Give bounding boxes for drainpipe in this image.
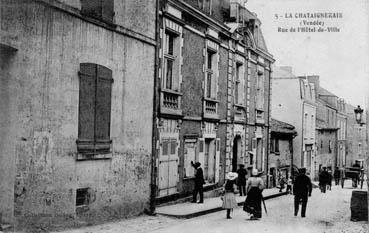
[265,68,272,188]
[149,0,160,215]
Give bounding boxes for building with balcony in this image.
[155,0,273,201]
[0,0,156,229]
[271,67,316,178]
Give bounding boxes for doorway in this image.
[232,136,241,172]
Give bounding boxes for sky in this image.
[246,0,369,107]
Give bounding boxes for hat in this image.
[226,172,238,181]
[252,169,258,176]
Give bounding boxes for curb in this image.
[158,191,288,219]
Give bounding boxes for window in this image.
[164,31,179,91]
[77,63,113,154]
[235,62,243,105]
[328,140,332,153]
[198,0,212,14]
[205,49,217,99]
[270,138,279,154]
[256,67,264,109]
[81,0,114,23]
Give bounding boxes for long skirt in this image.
[222,192,237,209]
[243,187,262,218]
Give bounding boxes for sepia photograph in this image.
[0,0,368,232]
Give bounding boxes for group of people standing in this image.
[191,161,313,219]
[318,167,334,193]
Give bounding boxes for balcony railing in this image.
[203,98,219,120]
[160,89,182,116]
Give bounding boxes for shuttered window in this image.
[77,63,113,154]
[81,0,114,24]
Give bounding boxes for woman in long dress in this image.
[243,168,264,219]
[222,172,238,219]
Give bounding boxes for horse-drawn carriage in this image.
[340,165,365,189]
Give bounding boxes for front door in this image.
[204,138,215,183]
[158,138,178,197]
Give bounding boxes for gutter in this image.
[149,0,160,215]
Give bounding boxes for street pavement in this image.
[54,182,368,233]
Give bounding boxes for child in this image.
[222,172,238,219]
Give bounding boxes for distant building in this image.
[308,76,339,179]
[337,99,347,168]
[271,67,316,177]
[269,119,297,188]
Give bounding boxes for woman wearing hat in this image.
[222,172,238,219]
[243,168,264,220]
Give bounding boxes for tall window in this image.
[256,68,264,110]
[235,62,243,105]
[81,0,114,23]
[198,0,212,14]
[206,49,216,99]
[164,31,178,91]
[77,63,113,154]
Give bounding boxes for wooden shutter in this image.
[215,138,220,183]
[78,63,97,143]
[81,0,114,23]
[198,138,205,168]
[102,0,114,23]
[81,0,102,19]
[95,65,113,140]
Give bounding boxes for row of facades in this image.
[0,0,365,229]
[271,67,367,182]
[0,0,274,228]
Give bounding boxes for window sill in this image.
[77,152,112,161]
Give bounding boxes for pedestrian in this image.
[222,172,238,219]
[327,169,333,191]
[286,177,293,194]
[236,164,247,196]
[243,168,264,220]
[279,176,286,192]
[319,167,329,193]
[293,168,312,218]
[191,161,204,203]
[333,167,340,186]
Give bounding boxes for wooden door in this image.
[158,138,178,197]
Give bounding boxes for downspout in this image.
[149,0,160,215]
[265,67,272,188]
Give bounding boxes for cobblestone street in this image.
[54,183,368,233]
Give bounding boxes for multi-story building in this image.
[155,0,273,201]
[269,119,297,188]
[271,67,316,177]
[308,77,339,179]
[0,0,156,228]
[337,99,347,168]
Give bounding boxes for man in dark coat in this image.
[191,161,204,203]
[333,167,340,186]
[319,167,329,193]
[236,164,247,196]
[293,168,312,217]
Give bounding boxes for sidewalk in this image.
[156,187,288,219]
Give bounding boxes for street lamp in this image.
[354,105,364,124]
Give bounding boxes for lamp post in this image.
[354,105,364,125]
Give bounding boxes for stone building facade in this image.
[0,0,156,228]
[271,67,316,177]
[155,0,273,201]
[337,99,347,168]
[269,119,297,188]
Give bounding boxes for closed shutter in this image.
[78,63,97,143]
[198,138,205,168]
[215,138,220,183]
[102,0,114,23]
[81,0,114,23]
[95,65,113,152]
[81,0,102,19]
